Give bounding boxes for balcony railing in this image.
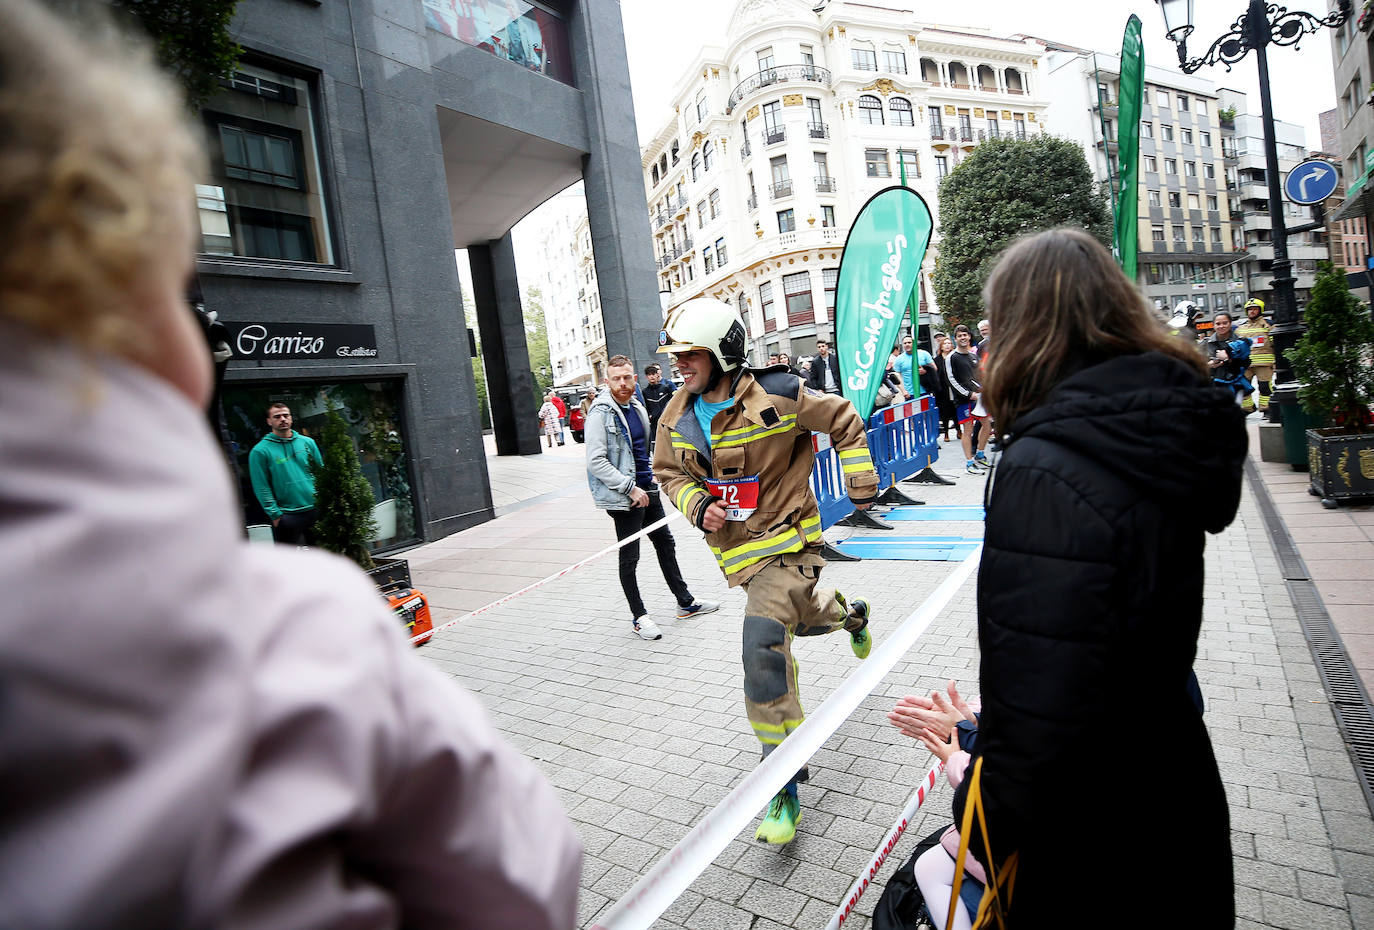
[740,140,751,161]
[765,127,787,146]
[770,179,793,199]
[815,175,836,193]
[929,121,944,137]
[726,64,832,112]
[808,122,830,139]
[746,192,758,211]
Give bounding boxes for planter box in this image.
[366,556,411,594]
[1307,428,1374,506]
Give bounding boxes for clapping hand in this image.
[887,679,977,743]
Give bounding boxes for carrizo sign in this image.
[226,322,379,361]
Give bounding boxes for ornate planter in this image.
[1307,428,1374,507]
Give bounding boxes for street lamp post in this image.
[1154,0,1350,428]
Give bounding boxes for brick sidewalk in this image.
[403,445,1374,930]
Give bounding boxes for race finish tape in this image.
[590,545,983,930]
[826,759,945,930]
[408,511,683,645]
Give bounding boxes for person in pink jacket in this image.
[0,3,582,927]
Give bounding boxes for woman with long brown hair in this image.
[949,228,1245,927]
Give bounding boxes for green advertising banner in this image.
[1114,15,1144,281]
[833,186,934,418]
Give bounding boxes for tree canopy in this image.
[931,135,1110,326]
[108,0,243,109]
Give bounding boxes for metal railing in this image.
[815,175,836,192]
[727,65,832,112]
[770,179,793,199]
[808,122,829,139]
[929,121,944,137]
[740,140,751,161]
[765,127,787,146]
[746,193,758,211]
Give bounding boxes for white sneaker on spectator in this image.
[632,615,663,640]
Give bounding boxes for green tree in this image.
[931,136,1110,326]
[524,285,553,398]
[1289,263,1374,431]
[312,404,378,570]
[108,0,243,109]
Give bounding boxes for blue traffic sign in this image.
[1285,159,1340,205]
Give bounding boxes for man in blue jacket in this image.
[585,355,717,640]
[249,403,323,544]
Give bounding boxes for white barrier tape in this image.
[590,545,983,930]
[408,511,683,644]
[826,759,945,930]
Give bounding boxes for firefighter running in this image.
[651,298,879,845]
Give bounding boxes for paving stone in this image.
[684,897,755,930]
[1299,869,1350,909]
[1260,891,1352,930]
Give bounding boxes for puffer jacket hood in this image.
[1002,351,1247,534]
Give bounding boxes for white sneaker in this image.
[632,615,663,640]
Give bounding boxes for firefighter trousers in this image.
[740,551,865,760]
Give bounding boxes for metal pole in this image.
[1248,0,1301,424]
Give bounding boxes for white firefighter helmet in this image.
[1168,300,1200,330]
[657,297,748,372]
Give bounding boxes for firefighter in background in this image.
[1167,299,1204,348]
[1235,297,1274,414]
[652,298,878,846]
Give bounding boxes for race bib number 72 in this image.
[705,476,760,521]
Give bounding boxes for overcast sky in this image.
[620,0,1341,152]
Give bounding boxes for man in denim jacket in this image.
[586,355,717,640]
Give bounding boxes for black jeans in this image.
[608,490,692,619]
[272,508,317,545]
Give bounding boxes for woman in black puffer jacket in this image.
[953,229,1245,928]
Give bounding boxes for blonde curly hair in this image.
[0,0,205,355]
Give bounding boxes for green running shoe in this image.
[754,790,801,844]
[849,598,872,660]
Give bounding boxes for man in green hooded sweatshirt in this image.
[249,403,323,544]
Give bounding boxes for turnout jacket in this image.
[652,366,878,586]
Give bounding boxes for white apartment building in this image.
[522,185,605,389]
[1043,42,1247,316]
[640,0,1047,362]
[1218,89,1324,309]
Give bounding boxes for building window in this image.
[703,140,714,172]
[757,47,775,70]
[884,50,908,74]
[890,96,914,126]
[1207,194,1218,210]
[1168,191,1181,208]
[898,148,920,179]
[1188,193,1200,209]
[1192,226,1205,243]
[709,188,721,219]
[929,105,944,135]
[1145,155,1158,173]
[760,280,776,332]
[1178,95,1190,112]
[1165,158,1178,175]
[1172,224,1185,242]
[1204,163,1215,179]
[823,267,838,318]
[859,94,884,125]
[1152,225,1165,242]
[1148,189,1161,207]
[1200,131,1211,147]
[703,246,714,274]
[1161,124,1174,142]
[716,236,727,266]
[651,164,659,186]
[777,208,796,233]
[822,205,836,227]
[1181,128,1193,144]
[770,154,790,191]
[200,63,335,263]
[783,271,814,324]
[696,93,709,122]
[853,47,878,71]
[865,148,891,177]
[1156,88,1170,108]
[801,45,815,67]
[696,199,707,228]
[1148,264,1163,284]
[1211,227,1222,243]
[935,155,949,178]
[762,100,782,138]
[1184,161,1197,177]
[691,151,701,180]
[422,1,574,85]
[1196,98,1208,116]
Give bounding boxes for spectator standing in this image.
[778,351,800,376]
[805,338,843,394]
[943,326,990,473]
[961,228,1242,927]
[0,2,584,926]
[973,318,990,357]
[550,390,568,436]
[537,392,562,447]
[1203,310,1252,401]
[934,335,960,443]
[249,402,323,544]
[585,355,716,640]
[641,362,677,445]
[653,299,877,846]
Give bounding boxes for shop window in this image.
[223,380,418,549]
[201,63,335,264]
[422,0,574,85]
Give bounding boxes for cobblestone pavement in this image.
[404,441,1374,930]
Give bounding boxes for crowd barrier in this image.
[810,394,941,531]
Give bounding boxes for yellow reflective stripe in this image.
[710,525,809,573]
[751,719,804,744]
[800,515,821,542]
[842,461,874,475]
[676,483,708,514]
[710,414,799,449]
[712,413,798,441]
[838,448,871,460]
[671,440,696,450]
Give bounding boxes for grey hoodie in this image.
[0,321,582,930]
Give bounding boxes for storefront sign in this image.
[226,322,379,360]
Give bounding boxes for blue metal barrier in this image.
[809,432,856,530]
[867,395,940,490]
